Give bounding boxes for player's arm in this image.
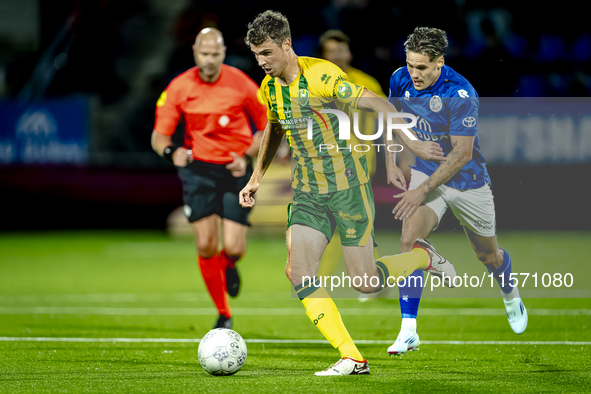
[392,135,474,220]
[151,131,193,168]
[357,89,445,162]
[239,121,285,208]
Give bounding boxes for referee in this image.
[151,28,267,329]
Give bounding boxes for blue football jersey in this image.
[389,65,490,190]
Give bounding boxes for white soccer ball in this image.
[198,328,247,375]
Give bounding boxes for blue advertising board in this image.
[0,96,88,164]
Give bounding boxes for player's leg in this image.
[317,233,343,277]
[464,229,527,334]
[387,206,438,355]
[287,224,368,376]
[190,215,232,328]
[179,163,232,329]
[220,173,252,298]
[221,219,247,297]
[450,183,527,334]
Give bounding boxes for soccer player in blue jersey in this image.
[385,27,528,356]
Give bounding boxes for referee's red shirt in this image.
[154,64,267,165]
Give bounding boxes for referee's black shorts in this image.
[177,160,253,225]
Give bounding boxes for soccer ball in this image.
[198,328,247,375]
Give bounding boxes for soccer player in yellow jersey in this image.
[239,10,454,376]
[318,29,416,296]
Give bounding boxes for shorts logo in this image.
[156,91,167,107]
[474,219,493,231]
[344,168,354,178]
[462,116,476,127]
[183,205,192,218]
[338,211,362,221]
[298,89,310,106]
[429,95,442,112]
[346,228,357,238]
[336,81,353,99]
[218,115,230,127]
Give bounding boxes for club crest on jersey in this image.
[298,89,310,106]
[430,95,442,112]
[336,81,353,99]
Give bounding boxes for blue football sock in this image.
[487,248,514,294]
[399,270,424,319]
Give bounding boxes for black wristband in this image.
[162,145,177,163]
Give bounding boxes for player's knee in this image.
[223,244,245,260]
[353,282,380,294]
[196,238,217,258]
[285,259,292,282]
[400,231,417,252]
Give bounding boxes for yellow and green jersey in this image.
[259,57,369,194]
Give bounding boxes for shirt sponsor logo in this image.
[462,116,476,127]
[404,91,410,101]
[429,95,442,112]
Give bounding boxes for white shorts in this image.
[409,168,496,237]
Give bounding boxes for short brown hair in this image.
[404,27,448,61]
[245,10,291,47]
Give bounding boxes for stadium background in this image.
[0,0,589,232]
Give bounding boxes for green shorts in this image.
[287,182,375,247]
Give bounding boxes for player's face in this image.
[193,38,226,81]
[322,40,351,71]
[251,39,290,78]
[406,51,444,90]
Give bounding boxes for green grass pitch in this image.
[1,230,590,393]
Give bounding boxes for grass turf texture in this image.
[1,230,590,393]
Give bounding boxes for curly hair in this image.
[404,27,448,61]
[245,10,291,47]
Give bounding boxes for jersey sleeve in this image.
[332,76,364,109]
[388,68,404,111]
[153,81,181,136]
[241,76,268,132]
[448,89,479,136]
[259,79,278,124]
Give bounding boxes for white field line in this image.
[0,337,590,346]
[0,306,590,316]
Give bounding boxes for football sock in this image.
[198,254,231,318]
[375,248,429,287]
[219,249,237,270]
[399,269,424,319]
[487,248,515,295]
[296,277,363,361]
[401,317,417,332]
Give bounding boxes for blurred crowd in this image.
[0,0,589,157]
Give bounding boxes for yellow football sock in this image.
[301,287,363,361]
[376,248,429,285]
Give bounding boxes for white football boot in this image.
[414,238,458,288]
[502,287,528,334]
[315,357,370,376]
[388,318,420,356]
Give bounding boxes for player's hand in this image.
[173,147,194,167]
[226,152,247,178]
[407,140,446,162]
[392,186,427,220]
[386,163,406,190]
[239,182,259,208]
